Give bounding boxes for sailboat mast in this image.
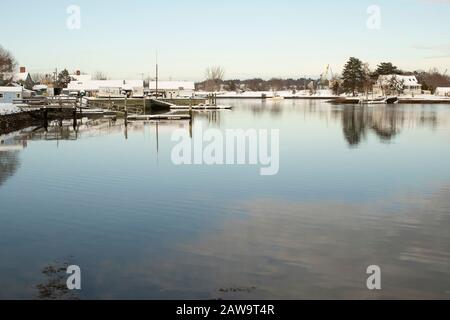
[155,51,158,98]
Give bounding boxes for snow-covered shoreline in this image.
[0,103,22,116]
[195,90,450,102]
[195,89,337,99]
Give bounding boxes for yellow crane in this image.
[319,64,334,89]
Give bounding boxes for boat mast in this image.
[155,51,159,98]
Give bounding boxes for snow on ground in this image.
[0,103,22,116]
[398,94,450,101]
[196,89,337,98]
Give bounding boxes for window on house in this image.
[16,93,21,98]
[0,93,4,99]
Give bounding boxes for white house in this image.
[435,87,450,97]
[0,86,23,103]
[1,67,34,89]
[67,80,144,97]
[148,81,195,98]
[374,75,422,96]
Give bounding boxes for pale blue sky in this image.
[1,0,449,80]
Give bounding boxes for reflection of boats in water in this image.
[360,96,399,105]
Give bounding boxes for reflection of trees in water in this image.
[342,107,369,146]
[341,106,441,146]
[36,258,79,300]
[251,101,283,117]
[341,106,401,145]
[0,151,20,187]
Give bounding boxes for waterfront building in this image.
[373,75,422,96]
[0,67,34,89]
[435,87,450,97]
[67,79,144,97]
[0,86,22,104]
[148,81,195,98]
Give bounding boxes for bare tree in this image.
[205,66,225,92]
[267,78,284,94]
[387,76,405,95]
[330,74,343,95]
[32,73,54,85]
[362,63,374,97]
[415,68,450,93]
[93,71,108,80]
[0,46,17,84]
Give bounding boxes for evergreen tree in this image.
[374,62,401,77]
[342,57,365,96]
[57,69,71,88]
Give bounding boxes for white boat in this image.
[360,96,398,105]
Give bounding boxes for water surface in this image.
[1,100,450,299]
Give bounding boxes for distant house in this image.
[148,81,195,98]
[435,87,450,97]
[69,71,93,82]
[373,75,422,96]
[32,84,49,95]
[67,80,144,97]
[0,86,23,103]
[1,67,34,89]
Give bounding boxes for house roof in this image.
[378,75,420,87]
[0,86,23,92]
[67,80,144,91]
[435,87,450,92]
[33,84,48,91]
[1,72,32,82]
[148,81,195,90]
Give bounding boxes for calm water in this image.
[1,99,450,299]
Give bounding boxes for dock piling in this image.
[73,107,77,129]
[124,96,128,126]
[43,107,48,131]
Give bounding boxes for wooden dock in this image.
[170,105,232,110]
[8,96,234,125]
[127,112,191,121]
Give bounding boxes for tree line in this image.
[196,66,317,92]
[198,60,450,95]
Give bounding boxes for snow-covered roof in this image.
[0,86,23,92]
[1,72,31,82]
[435,87,450,93]
[15,72,30,82]
[377,75,420,87]
[148,81,195,90]
[67,80,144,91]
[32,84,48,91]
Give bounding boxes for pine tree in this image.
[57,69,71,88]
[342,57,365,96]
[374,62,401,77]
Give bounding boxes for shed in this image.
[435,87,450,97]
[0,86,23,103]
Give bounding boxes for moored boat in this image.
[360,96,398,105]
